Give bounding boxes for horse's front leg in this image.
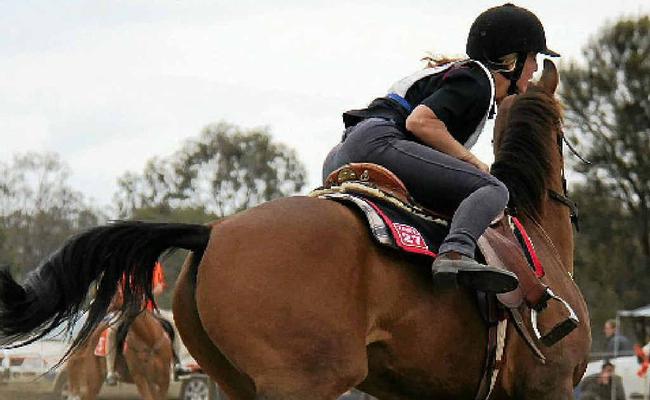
[131,372,156,400]
[154,359,171,400]
[495,366,577,400]
[83,356,105,400]
[65,363,81,400]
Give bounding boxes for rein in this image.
[548,189,579,231]
[547,127,588,231]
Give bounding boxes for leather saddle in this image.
[323,163,579,350]
[323,162,445,218]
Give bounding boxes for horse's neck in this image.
[522,161,574,275]
[542,200,574,270]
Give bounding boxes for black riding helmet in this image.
[467,3,559,62]
[466,3,559,93]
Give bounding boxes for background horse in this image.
[65,309,172,400]
[65,321,108,400]
[0,60,590,399]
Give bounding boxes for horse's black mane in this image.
[491,88,562,219]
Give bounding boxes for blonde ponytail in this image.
[421,52,466,68]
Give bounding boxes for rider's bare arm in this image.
[405,105,488,173]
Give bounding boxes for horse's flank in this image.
[182,197,487,399]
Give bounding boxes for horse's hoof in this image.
[105,374,118,386]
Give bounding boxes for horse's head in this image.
[491,59,564,220]
[492,61,591,394]
[494,59,560,148]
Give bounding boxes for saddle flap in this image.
[479,219,548,308]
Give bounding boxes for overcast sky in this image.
[2,0,649,209]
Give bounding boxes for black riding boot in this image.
[432,251,518,293]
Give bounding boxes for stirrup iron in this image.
[509,307,546,363]
[531,288,579,346]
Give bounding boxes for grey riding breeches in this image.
[322,118,508,258]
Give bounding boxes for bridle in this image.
[548,124,590,231]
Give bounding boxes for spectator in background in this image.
[604,319,633,354]
[577,360,626,400]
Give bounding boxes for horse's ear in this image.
[539,59,559,95]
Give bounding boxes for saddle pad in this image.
[319,192,544,279]
[320,192,448,258]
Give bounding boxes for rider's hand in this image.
[474,159,490,174]
[463,153,490,174]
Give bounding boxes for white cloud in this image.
[0,113,52,157]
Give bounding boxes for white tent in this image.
[618,304,650,318]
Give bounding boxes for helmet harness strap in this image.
[503,52,527,95]
[497,52,527,95]
[479,51,527,95]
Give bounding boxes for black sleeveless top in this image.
[343,60,494,146]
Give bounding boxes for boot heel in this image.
[432,263,459,274]
[432,269,459,290]
[457,270,518,293]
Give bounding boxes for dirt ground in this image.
[0,381,56,400]
[0,390,48,400]
[0,391,141,400]
[0,380,179,399]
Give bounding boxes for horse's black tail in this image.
[0,221,210,363]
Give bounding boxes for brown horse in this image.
[65,309,172,400]
[64,321,108,400]
[0,60,590,399]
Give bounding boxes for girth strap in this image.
[474,293,505,400]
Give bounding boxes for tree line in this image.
[1,16,648,351]
[562,15,650,350]
[0,122,307,308]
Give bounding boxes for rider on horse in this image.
[104,261,181,385]
[322,3,559,294]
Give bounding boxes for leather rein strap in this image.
[548,189,579,231]
[550,129,584,231]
